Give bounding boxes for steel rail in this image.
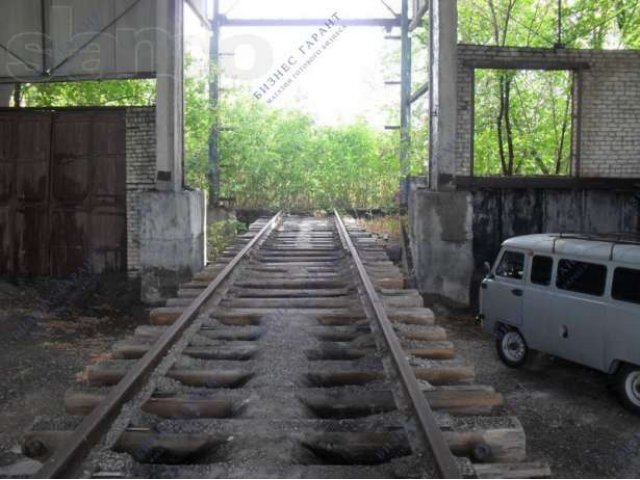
[36,211,283,479]
[333,210,460,479]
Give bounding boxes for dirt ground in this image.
[0,275,146,476]
[435,307,640,478]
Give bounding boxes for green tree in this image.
[215,95,400,209]
[217,94,400,210]
[21,79,156,107]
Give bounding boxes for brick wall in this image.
[126,107,156,275]
[455,45,640,178]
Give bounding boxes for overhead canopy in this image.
[0,0,207,83]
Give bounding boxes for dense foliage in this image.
[216,95,402,209]
[21,79,155,107]
[459,0,640,49]
[473,69,573,176]
[207,219,247,261]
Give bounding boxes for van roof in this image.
[502,234,640,264]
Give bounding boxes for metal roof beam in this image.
[218,17,402,29]
[410,2,429,31]
[186,0,212,30]
[409,81,429,104]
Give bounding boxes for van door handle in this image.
[511,288,523,297]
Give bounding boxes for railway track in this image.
[22,212,551,479]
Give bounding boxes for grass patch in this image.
[207,220,248,262]
[355,216,403,242]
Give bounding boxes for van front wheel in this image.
[615,365,640,414]
[496,329,529,368]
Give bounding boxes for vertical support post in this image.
[400,0,412,185]
[13,84,22,107]
[555,0,564,48]
[41,0,48,75]
[156,0,185,192]
[0,85,13,107]
[428,0,457,191]
[208,0,220,208]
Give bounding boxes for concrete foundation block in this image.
[139,189,206,304]
[409,187,475,306]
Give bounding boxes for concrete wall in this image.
[455,45,640,178]
[410,181,640,307]
[126,107,157,275]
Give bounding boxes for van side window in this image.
[531,256,553,286]
[495,251,525,280]
[612,268,640,304]
[556,259,607,296]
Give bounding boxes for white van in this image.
[478,233,640,414]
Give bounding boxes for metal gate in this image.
[0,109,127,275]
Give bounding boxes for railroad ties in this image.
[23,214,551,479]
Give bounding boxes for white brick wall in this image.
[455,45,640,178]
[126,107,156,275]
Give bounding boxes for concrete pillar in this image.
[428,0,458,190]
[139,0,205,304]
[0,85,13,107]
[409,184,474,306]
[156,0,184,191]
[139,190,206,304]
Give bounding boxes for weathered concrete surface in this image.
[156,0,184,192]
[139,190,206,304]
[409,185,475,306]
[429,0,458,190]
[410,181,640,308]
[126,107,157,275]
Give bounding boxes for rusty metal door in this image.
[0,109,127,275]
[0,111,52,275]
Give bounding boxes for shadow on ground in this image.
[0,275,146,475]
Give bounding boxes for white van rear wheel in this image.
[616,365,640,414]
[496,329,529,368]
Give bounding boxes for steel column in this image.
[400,0,412,185]
[218,17,401,28]
[208,0,221,207]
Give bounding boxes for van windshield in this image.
[495,251,525,280]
